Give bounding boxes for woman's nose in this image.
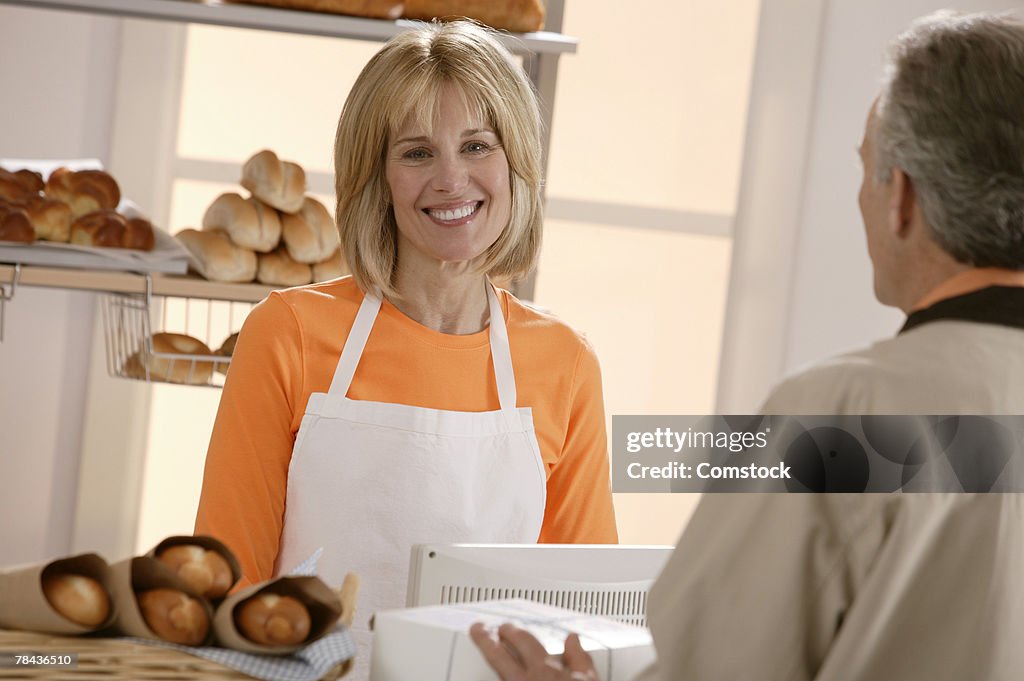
[431,155,469,193]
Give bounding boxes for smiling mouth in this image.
[424,201,482,224]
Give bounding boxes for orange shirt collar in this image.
[912,267,1024,312]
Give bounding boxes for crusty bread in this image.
[240,150,306,214]
[402,0,545,32]
[124,332,215,385]
[281,196,339,264]
[235,593,312,646]
[42,574,111,627]
[176,228,258,282]
[217,332,239,358]
[203,192,282,253]
[137,588,210,646]
[69,210,156,251]
[0,168,44,203]
[224,0,403,19]
[257,246,312,287]
[19,195,72,242]
[156,545,234,600]
[0,203,36,243]
[312,248,350,282]
[44,167,121,220]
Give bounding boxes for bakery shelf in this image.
[0,0,577,55]
[0,263,275,303]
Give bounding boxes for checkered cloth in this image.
[130,627,356,681]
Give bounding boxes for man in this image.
[471,9,1024,680]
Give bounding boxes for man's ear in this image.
[887,167,916,238]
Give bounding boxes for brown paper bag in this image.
[108,556,215,646]
[213,576,342,655]
[146,535,242,602]
[0,553,115,634]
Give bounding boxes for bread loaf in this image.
[69,210,156,251]
[176,228,258,282]
[257,246,312,287]
[137,588,210,646]
[0,168,44,203]
[235,593,312,646]
[241,150,306,214]
[224,0,403,19]
[203,192,282,253]
[156,545,234,600]
[0,203,36,243]
[402,0,546,32]
[44,167,121,220]
[41,574,111,627]
[19,195,72,242]
[312,248,349,282]
[124,332,215,385]
[281,196,338,263]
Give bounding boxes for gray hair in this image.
[874,10,1024,267]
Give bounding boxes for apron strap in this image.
[328,285,518,410]
[328,289,382,396]
[487,284,518,411]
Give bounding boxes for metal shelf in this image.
[0,0,577,54]
[0,263,275,303]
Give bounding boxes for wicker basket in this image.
[0,629,348,681]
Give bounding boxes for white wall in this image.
[717,0,1022,413]
[0,5,121,564]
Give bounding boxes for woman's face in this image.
[386,83,512,271]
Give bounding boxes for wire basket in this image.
[101,277,251,388]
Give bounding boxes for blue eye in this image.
[403,148,430,160]
[464,142,489,153]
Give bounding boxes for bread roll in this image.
[69,210,156,251]
[137,588,210,646]
[203,192,281,253]
[235,593,312,646]
[402,0,545,32]
[42,574,111,627]
[20,195,72,242]
[124,332,215,385]
[176,228,257,282]
[281,196,339,263]
[0,204,35,243]
[312,248,350,282]
[257,246,312,287]
[241,150,306,214]
[156,545,234,600]
[224,0,403,19]
[44,167,121,220]
[0,168,44,203]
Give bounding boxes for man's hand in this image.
[469,622,602,681]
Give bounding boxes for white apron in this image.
[275,285,546,679]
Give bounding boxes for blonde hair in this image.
[334,21,544,296]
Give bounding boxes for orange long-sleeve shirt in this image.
[195,276,618,587]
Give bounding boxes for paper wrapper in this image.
[108,556,215,645]
[146,534,242,603]
[213,576,342,655]
[0,553,116,634]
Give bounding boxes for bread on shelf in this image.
[0,168,44,203]
[19,195,73,242]
[176,228,258,282]
[257,245,312,287]
[241,150,306,214]
[44,167,121,220]
[224,0,404,19]
[0,203,37,243]
[281,196,339,264]
[123,332,216,385]
[402,0,546,32]
[203,192,282,253]
[69,210,156,251]
[312,248,349,282]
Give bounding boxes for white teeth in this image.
[428,203,478,221]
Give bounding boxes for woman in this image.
[195,19,617,674]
